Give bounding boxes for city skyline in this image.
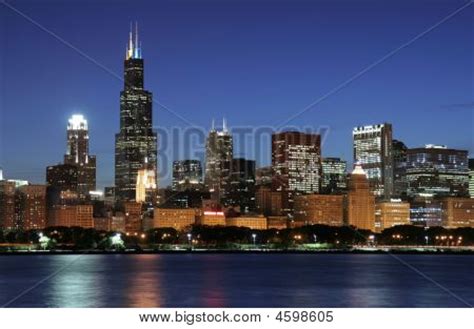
[1,0,472,188]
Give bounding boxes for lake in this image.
[0,254,472,307]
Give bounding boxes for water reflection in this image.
[125,255,163,307]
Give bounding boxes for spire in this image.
[134,21,139,58]
[211,118,215,131]
[126,21,142,60]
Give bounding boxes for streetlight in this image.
[252,233,257,246]
[187,233,192,246]
[424,236,429,246]
[313,234,317,243]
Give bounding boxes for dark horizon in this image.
[1,0,472,189]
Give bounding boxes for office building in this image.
[346,163,376,231]
[469,159,474,198]
[115,24,158,203]
[135,167,157,204]
[223,158,256,213]
[226,215,267,230]
[256,166,272,187]
[124,201,142,233]
[255,186,283,216]
[0,180,16,229]
[321,157,347,194]
[441,197,474,228]
[15,184,47,230]
[172,160,203,191]
[294,194,344,227]
[392,139,408,197]
[272,131,322,214]
[153,208,197,230]
[410,196,443,227]
[204,119,233,201]
[405,145,469,197]
[48,204,94,228]
[374,199,410,233]
[353,123,393,198]
[64,114,96,199]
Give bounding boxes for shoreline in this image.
[1,247,474,256]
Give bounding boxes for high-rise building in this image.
[204,119,233,201]
[64,114,96,199]
[115,24,158,203]
[46,164,79,206]
[255,166,272,187]
[405,145,469,197]
[469,159,474,198]
[0,180,16,229]
[15,185,47,230]
[135,167,157,204]
[172,160,203,191]
[353,123,393,198]
[272,131,322,214]
[321,157,347,194]
[223,158,256,213]
[346,163,375,231]
[392,139,408,197]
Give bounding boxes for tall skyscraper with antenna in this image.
[115,23,158,204]
[204,118,233,201]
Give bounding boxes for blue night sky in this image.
[1,0,473,188]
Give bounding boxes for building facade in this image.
[392,139,408,197]
[172,160,203,191]
[405,145,469,197]
[223,158,256,213]
[115,25,158,203]
[441,197,474,228]
[153,208,197,230]
[0,180,16,229]
[63,114,96,199]
[204,120,233,201]
[48,204,94,228]
[272,131,322,215]
[293,194,344,227]
[226,215,267,230]
[469,159,474,198]
[321,157,347,194]
[374,199,410,233]
[353,123,393,198]
[15,185,47,230]
[346,164,376,231]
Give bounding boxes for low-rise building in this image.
[226,215,267,230]
[267,216,288,230]
[294,194,344,227]
[375,199,410,233]
[441,197,474,228]
[124,202,142,233]
[48,204,93,228]
[154,208,197,230]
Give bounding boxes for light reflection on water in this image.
[0,254,472,307]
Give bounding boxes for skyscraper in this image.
[64,114,96,199]
[405,145,469,197]
[353,123,393,198]
[392,139,408,197]
[321,157,347,194]
[204,119,233,201]
[223,158,256,213]
[272,131,322,215]
[115,24,158,204]
[172,160,203,192]
[346,163,375,231]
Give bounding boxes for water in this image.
[0,254,472,307]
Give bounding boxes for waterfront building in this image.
[124,201,142,233]
[0,180,16,229]
[441,197,474,228]
[226,215,267,230]
[204,119,233,201]
[346,163,376,231]
[272,131,322,215]
[469,159,474,198]
[409,195,443,227]
[172,160,203,192]
[15,184,47,230]
[153,208,197,230]
[374,199,410,233]
[405,145,469,197]
[267,216,288,230]
[223,158,256,213]
[321,157,347,194]
[115,24,158,203]
[353,123,393,198]
[48,204,93,228]
[293,194,344,227]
